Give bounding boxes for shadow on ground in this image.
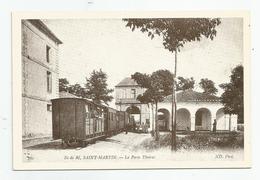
[24,137,122,150]
[24,141,85,150]
[103,139,121,144]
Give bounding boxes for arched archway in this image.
[158,108,170,131]
[195,108,212,131]
[177,108,191,131]
[216,108,229,131]
[126,106,141,125]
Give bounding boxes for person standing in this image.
[125,123,129,134]
[213,119,217,132]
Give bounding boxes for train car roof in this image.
[51,97,111,109]
[53,91,120,110]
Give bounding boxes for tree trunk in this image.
[171,50,178,151]
[151,103,155,136]
[155,102,159,141]
[229,114,231,131]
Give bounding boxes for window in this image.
[46,45,51,63]
[47,71,52,93]
[47,104,52,112]
[113,114,116,121]
[131,89,136,99]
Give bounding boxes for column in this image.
[190,115,196,131]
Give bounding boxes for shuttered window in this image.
[47,71,52,93]
[46,45,51,63]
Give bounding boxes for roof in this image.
[163,89,221,103]
[59,91,109,108]
[115,77,139,87]
[59,91,80,98]
[28,20,63,44]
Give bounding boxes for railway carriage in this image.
[105,107,118,136]
[117,111,129,132]
[51,97,129,147]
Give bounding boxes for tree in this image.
[199,78,218,95]
[131,73,155,135]
[59,78,70,92]
[123,18,221,151]
[85,69,113,105]
[176,76,195,91]
[220,65,243,124]
[59,78,86,97]
[132,70,174,141]
[68,83,86,98]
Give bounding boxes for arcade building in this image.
[115,77,237,132]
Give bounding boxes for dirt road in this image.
[23,132,244,163]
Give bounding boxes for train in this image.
[51,97,130,147]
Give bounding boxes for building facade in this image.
[115,77,237,131]
[158,90,237,131]
[115,77,150,125]
[22,20,62,139]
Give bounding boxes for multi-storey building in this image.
[115,77,151,126]
[22,20,62,139]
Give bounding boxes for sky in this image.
[43,18,243,107]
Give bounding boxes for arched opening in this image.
[126,106,141,126]
[158,108,170,131]
[216,108,229,131]
[176,108,191,131]
[195,108,212,131]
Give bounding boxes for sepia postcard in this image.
[12,11,251,170]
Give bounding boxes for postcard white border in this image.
[12,11,251,170]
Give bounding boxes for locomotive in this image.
[51,97,130,147]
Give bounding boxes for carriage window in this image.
[91,112,95,118]
[109,113,112,121]
[85,105,90,118]
[113,114,116,121]
[85,105,89,112]
[101,108,104,118]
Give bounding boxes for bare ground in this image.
[23,132,244,163]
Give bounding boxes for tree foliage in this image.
[131,70,174,140]
[132,70,173,104]
[176,76,195,91]
[59,78,86,97]
[131,72,151,89]
[123,18,221,52]
[199,78,218,95]
[68,83,86,98]
[220,65,244,123]
[124,18,221,148]
[85,69,114,105]
[59,78,70,92]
